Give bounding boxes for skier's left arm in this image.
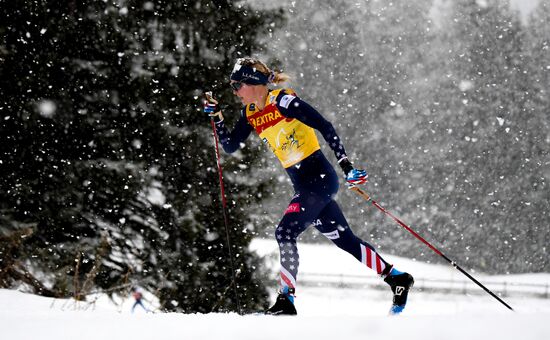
[276,92,368,186]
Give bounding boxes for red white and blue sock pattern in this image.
[280,265,297,290]
[360,243,387,275]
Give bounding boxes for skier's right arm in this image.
[214,110,253,153]
[204,92,252,153]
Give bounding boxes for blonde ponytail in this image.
[272,71,291,85]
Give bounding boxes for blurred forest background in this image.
[251,0,549,276]
[0,0,548,313]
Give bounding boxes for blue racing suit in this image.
[214,89,391,290]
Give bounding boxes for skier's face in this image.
[232,82,267,107]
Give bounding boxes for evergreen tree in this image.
[0,0,284,312]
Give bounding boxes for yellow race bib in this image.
[246,89,320,168]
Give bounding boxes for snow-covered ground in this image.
[2,238,549,340]
[250,238,550,316]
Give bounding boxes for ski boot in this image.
[265,286,297,315]
[383,267,414,315]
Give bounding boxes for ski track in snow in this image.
[2,239,550,340]
[1,289,549,340]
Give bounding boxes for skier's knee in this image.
[329,227,359,249]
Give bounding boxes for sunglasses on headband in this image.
[230,81,244,92]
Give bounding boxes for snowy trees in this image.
[1,0,547,316]
[415,0,549,273]
[0,0,283,313]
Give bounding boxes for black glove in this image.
[339,158,368,187]
[339,158,354,176]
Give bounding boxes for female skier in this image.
[204,57,414,315]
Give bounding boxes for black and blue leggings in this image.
[277,151,391,290]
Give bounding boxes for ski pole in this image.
[206,92,242,315]
[350,186,514,311]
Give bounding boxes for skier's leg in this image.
[314,199,392,275]
[138,300,148,312]
[266,191,333,315]
[275,192,331,290]
[315,199,414,314]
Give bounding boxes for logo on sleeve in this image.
[279,94,296,109]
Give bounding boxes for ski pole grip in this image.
[350,186,372,202]
[205,91,214,102]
